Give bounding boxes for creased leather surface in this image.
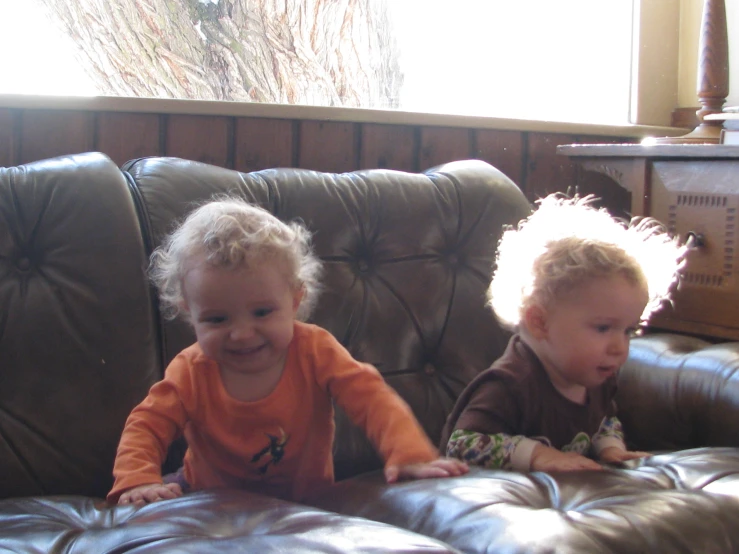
[0,153,159,500]
[310,453,739,554]
[618,334,739,450]
[0,490,460,553]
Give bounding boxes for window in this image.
[0,0,670,126]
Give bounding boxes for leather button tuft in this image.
[424,364,436,376]
[357,260,370,273]
[15,257,31,271]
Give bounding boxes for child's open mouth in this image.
[228,343,266,356]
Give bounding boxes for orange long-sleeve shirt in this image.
[108,322,437,503]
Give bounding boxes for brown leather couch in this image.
[3,152,739,553]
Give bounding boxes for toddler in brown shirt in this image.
[442,194,685,472]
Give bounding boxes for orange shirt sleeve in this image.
[106,350,195,503]
[304,325,438,468]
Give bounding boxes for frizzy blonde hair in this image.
[488,194,686,329]
[149,196,323,322]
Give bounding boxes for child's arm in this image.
[337,362,468,481]
[310,329,467,481]
[107,358,192,504]
[598,446,651,464]
[592,414,651,464]
[446,428,602,472]
[446,428,537,471]
[530,444,603,471]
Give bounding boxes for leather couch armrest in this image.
[0,490,459,553]
[617,333,739,451]
[308,463,739,554]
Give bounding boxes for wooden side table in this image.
[558,143,739,340]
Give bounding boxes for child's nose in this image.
[608,333,629,357]
[230,321,255,341]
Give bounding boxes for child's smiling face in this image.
[182,257,303,381]
[529,274,648,399]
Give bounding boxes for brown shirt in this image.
[441,334,624,470]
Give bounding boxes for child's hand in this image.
[118,482,183,506]
[384,457,469,483]
[599,446,651,464]
[530,444,602,472]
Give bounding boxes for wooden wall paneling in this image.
[96,112,162,166]
[571,134,634,219]
[297,120,358,173]
[19,110,95,165]
[523,132,581,201]
[473,129,525,187]
[166,114,232,168]
[0,108,18,167]
[359,123,417,172]
[234,117,295,172]
[418,127,472,171]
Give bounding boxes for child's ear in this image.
[178,297,191,319]
[292,286,305,312]
[523,304,549,339]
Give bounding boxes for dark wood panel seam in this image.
[91,112,100,156]
[159,114,168,157]
[226,117,235,169]
[643,161,652,216]
[353,122,362,171]
[412,126,421,172]
[291,119,300,168]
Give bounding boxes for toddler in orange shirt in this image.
[108,197,467,506]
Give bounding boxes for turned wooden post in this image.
[654,0,729,143]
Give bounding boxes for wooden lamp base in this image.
[649,122,723,144]
[652,0,728,145]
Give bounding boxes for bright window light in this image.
[0,0,635,124]
[0,0,97,96]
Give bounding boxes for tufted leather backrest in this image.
[0,153,160,499]
[618,334,739,450]
[124,157,532,478]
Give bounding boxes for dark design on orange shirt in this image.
[251,427,289,474]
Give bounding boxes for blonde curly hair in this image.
[149,196,323,322]
[488,194,686,330]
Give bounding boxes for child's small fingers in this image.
[142,489,164,503]
[384,465,399,483]
[421,467,452,479]
[577,458,603,470]
[158,486,180,500]
[440,460,468,475]
[609,450,650,462]
[164,482,184,496]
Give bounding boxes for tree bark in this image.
[37,0,402,108]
